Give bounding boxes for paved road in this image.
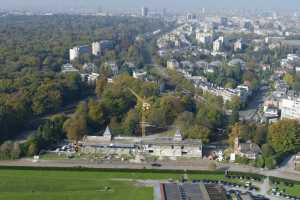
[0,158,299,181]
[239,86,270,122]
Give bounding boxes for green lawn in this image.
[0,169,182,200]
[277,183,300,197]
[0,168,263,200]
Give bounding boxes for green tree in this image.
[268,119,300,153]
[255,156,265,168]
[226,96,241,110]
[261,144,275,157]
[186,125,210,143]
[264,156,277,169]
[63,114,87,143]
[88,100,105,129]
[95,77,108,98]
[122,109,139,136]
[228,123,241,148]
[253,125,267,145]
[283,73,295,87]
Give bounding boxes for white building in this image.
[80,73,100,85]
[87,73,100,85]
[69,45,91,61]
[280,96,300,120]
[167,59,179,70]
[92,40,114,56]
[105,62,119,75]
[234,39,244,52]
[196,32,213,46]
[92,42,101,56]
[213,38,223,52]
[61,63,79,74]
[133,70,147,79]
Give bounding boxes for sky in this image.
[1,0,300,12]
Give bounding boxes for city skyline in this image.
[1,0,300,12]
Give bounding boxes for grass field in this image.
[0,169,184,200]
[277,183,300,197]
[0,168,263,199]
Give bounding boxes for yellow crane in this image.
[128,88,151,137]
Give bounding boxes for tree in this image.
[122,109,139,136]
[37,114,67,147]
[264,156,277,169]
[226,96,241,111]
[228,123,241,148]
[196,104,224,130]
[63,114,87,143]
[109,117,122,136]
[261,144,274,157]
[32,82,62,115]
[253,125,267,145]
[229,110,239,125]
[186,125,210,143]
[268,119,300,153]
[175,111,195,131]
[27,143,38,156]
[255,156,265,168]
[95,77,108,98]
[88,100,105,129]
[0,141,13,160]
[11,143,21,159]
[283,73,295,87]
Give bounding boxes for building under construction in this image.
[80,127,202,159]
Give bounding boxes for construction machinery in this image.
[128,88,151,137]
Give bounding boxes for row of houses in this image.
[61,63,99,85]
[263,72,300,122]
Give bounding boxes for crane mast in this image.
[128,88,150,137]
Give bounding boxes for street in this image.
[0,158,299,181]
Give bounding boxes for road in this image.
[0,158,299,181]
[239,86,270,122]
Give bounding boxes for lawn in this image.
[0,169,184,200]
[277,183,300,197]
[0,168,264,199]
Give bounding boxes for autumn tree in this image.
[268,119,300,153]
[122,109,139,136]
[228,123,242,148]
[95,76,108,98]
[63,114,87,144]
[87,99,105,129]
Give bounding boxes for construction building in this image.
[80,127,202,159]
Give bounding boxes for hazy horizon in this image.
[1,0,300,12]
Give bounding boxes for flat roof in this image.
[161,183,227,200]
[83,136,202,147]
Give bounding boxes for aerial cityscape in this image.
[1,0,300,199]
